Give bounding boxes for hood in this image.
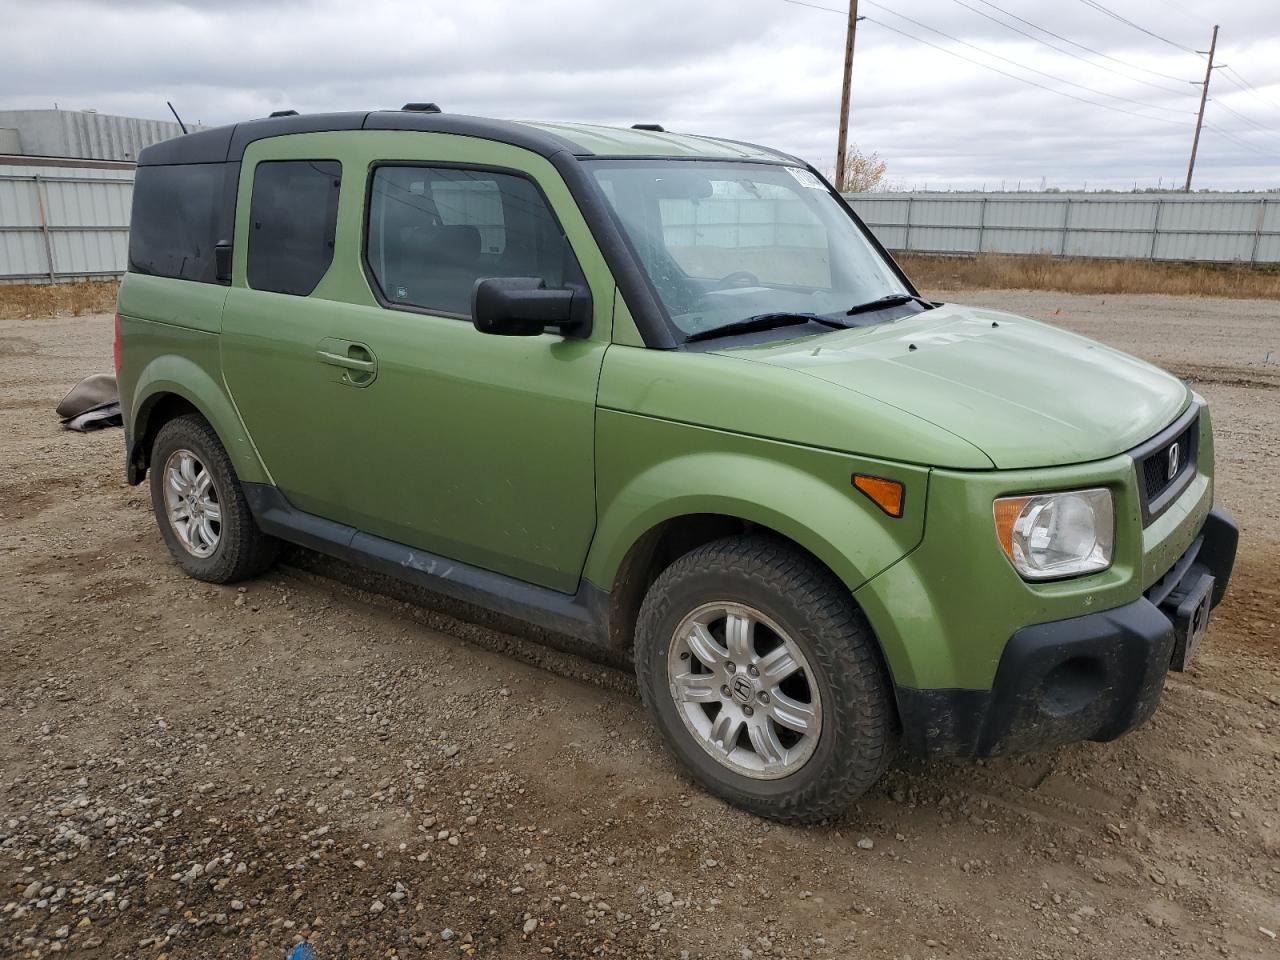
[718,303,1190,469]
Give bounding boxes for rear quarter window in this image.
[127,163,230,283]
[246,160,342,296]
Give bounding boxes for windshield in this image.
[585,159,911,340]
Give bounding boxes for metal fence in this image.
[844,191,1280,264]
[0,158,133,284]
[5,165,1280,284]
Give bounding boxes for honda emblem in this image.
[1167,441,1180,481]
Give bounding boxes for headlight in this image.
[993,488,1114,580]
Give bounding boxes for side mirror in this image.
[214,241,233,284]
[471,277,591,337]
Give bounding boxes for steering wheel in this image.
[715,270,760,290]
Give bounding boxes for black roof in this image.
[137,111,592,166]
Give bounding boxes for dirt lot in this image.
[1,292,1277,960]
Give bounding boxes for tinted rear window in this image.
[246,160,342,296]
[127,163,230,283]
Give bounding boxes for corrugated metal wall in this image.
[845,191,1280,263]
[0,160,133,283]
[4,172,1280,283]
[0,110,192,163]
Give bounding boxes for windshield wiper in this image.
[684,312,845,344]
[846,293,935,316]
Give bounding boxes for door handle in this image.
[316,339,377,386]
[315,349,375,372]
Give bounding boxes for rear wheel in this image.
[148,414,280,583]
[634,536,896,822]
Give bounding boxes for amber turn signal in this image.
[992,495,1031,562]
[852,474,905,518]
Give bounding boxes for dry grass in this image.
[0,280,120,321]
[899,253,1280,300]
[3,255,1277,320]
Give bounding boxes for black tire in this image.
[634,535,896,823]
[148,413,280,583]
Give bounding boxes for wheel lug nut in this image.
[758,692,769,704]
[720,685,731,698]
[748,665,759,678]
[725,662,736,673]
[743,706,754,717]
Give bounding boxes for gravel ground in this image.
[1,291,1278,960]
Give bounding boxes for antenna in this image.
[167,101,189,135]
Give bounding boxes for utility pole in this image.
[834,0,861,192]
[1184,24,1219,193]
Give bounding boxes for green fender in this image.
[125,348,270,487]
[584,410,929,680]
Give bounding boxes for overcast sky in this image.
[4,0,1279,191]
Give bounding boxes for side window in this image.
[366,165,581,316]
[246,160,342,296]
[128,162,230,283]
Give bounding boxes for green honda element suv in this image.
[116,106,1237,822]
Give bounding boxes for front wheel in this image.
[634,536,896,822]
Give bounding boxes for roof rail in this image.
[268,109,299,118]
[402,103,442,113]
[632,123,665,132]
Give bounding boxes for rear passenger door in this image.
[220,147,351,521]
[221,133,612,595]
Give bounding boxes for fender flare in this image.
[583,450,928,683]
[126,355,268,487]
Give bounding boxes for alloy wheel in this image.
[161,448,222,558]
[666,601,822,779]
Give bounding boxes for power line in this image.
[789,0,1269,177]
[1074,0,1201,56]
[1218,67,1280,114]
[963,0,1195,89]
[865,16,1192,126]
[1156,0,1201,22]
[862,0,1190,116]
[1203,124,1279,159]
[781,0,1194,126]
[1211,100,1280,142]
[954,0,1191,94]
[861,16,1190,126]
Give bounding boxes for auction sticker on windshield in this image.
[786,166,826,189]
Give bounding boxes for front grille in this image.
[1140,418,1197,502]
[1130,405,1200,527]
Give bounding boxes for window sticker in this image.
[785,166,827,190]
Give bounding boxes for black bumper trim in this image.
[1196,505,1237,610]
[896,505,1239,758]
[240,482,613,652]
[896,598,1175,757]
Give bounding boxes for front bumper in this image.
[896,505,1238,757]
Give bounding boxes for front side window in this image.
[586,160,910,340]
[366,165,581,316]
[246,160,342,296]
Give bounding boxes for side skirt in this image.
[242,483,612,649]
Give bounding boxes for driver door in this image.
[221,133,614,594]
